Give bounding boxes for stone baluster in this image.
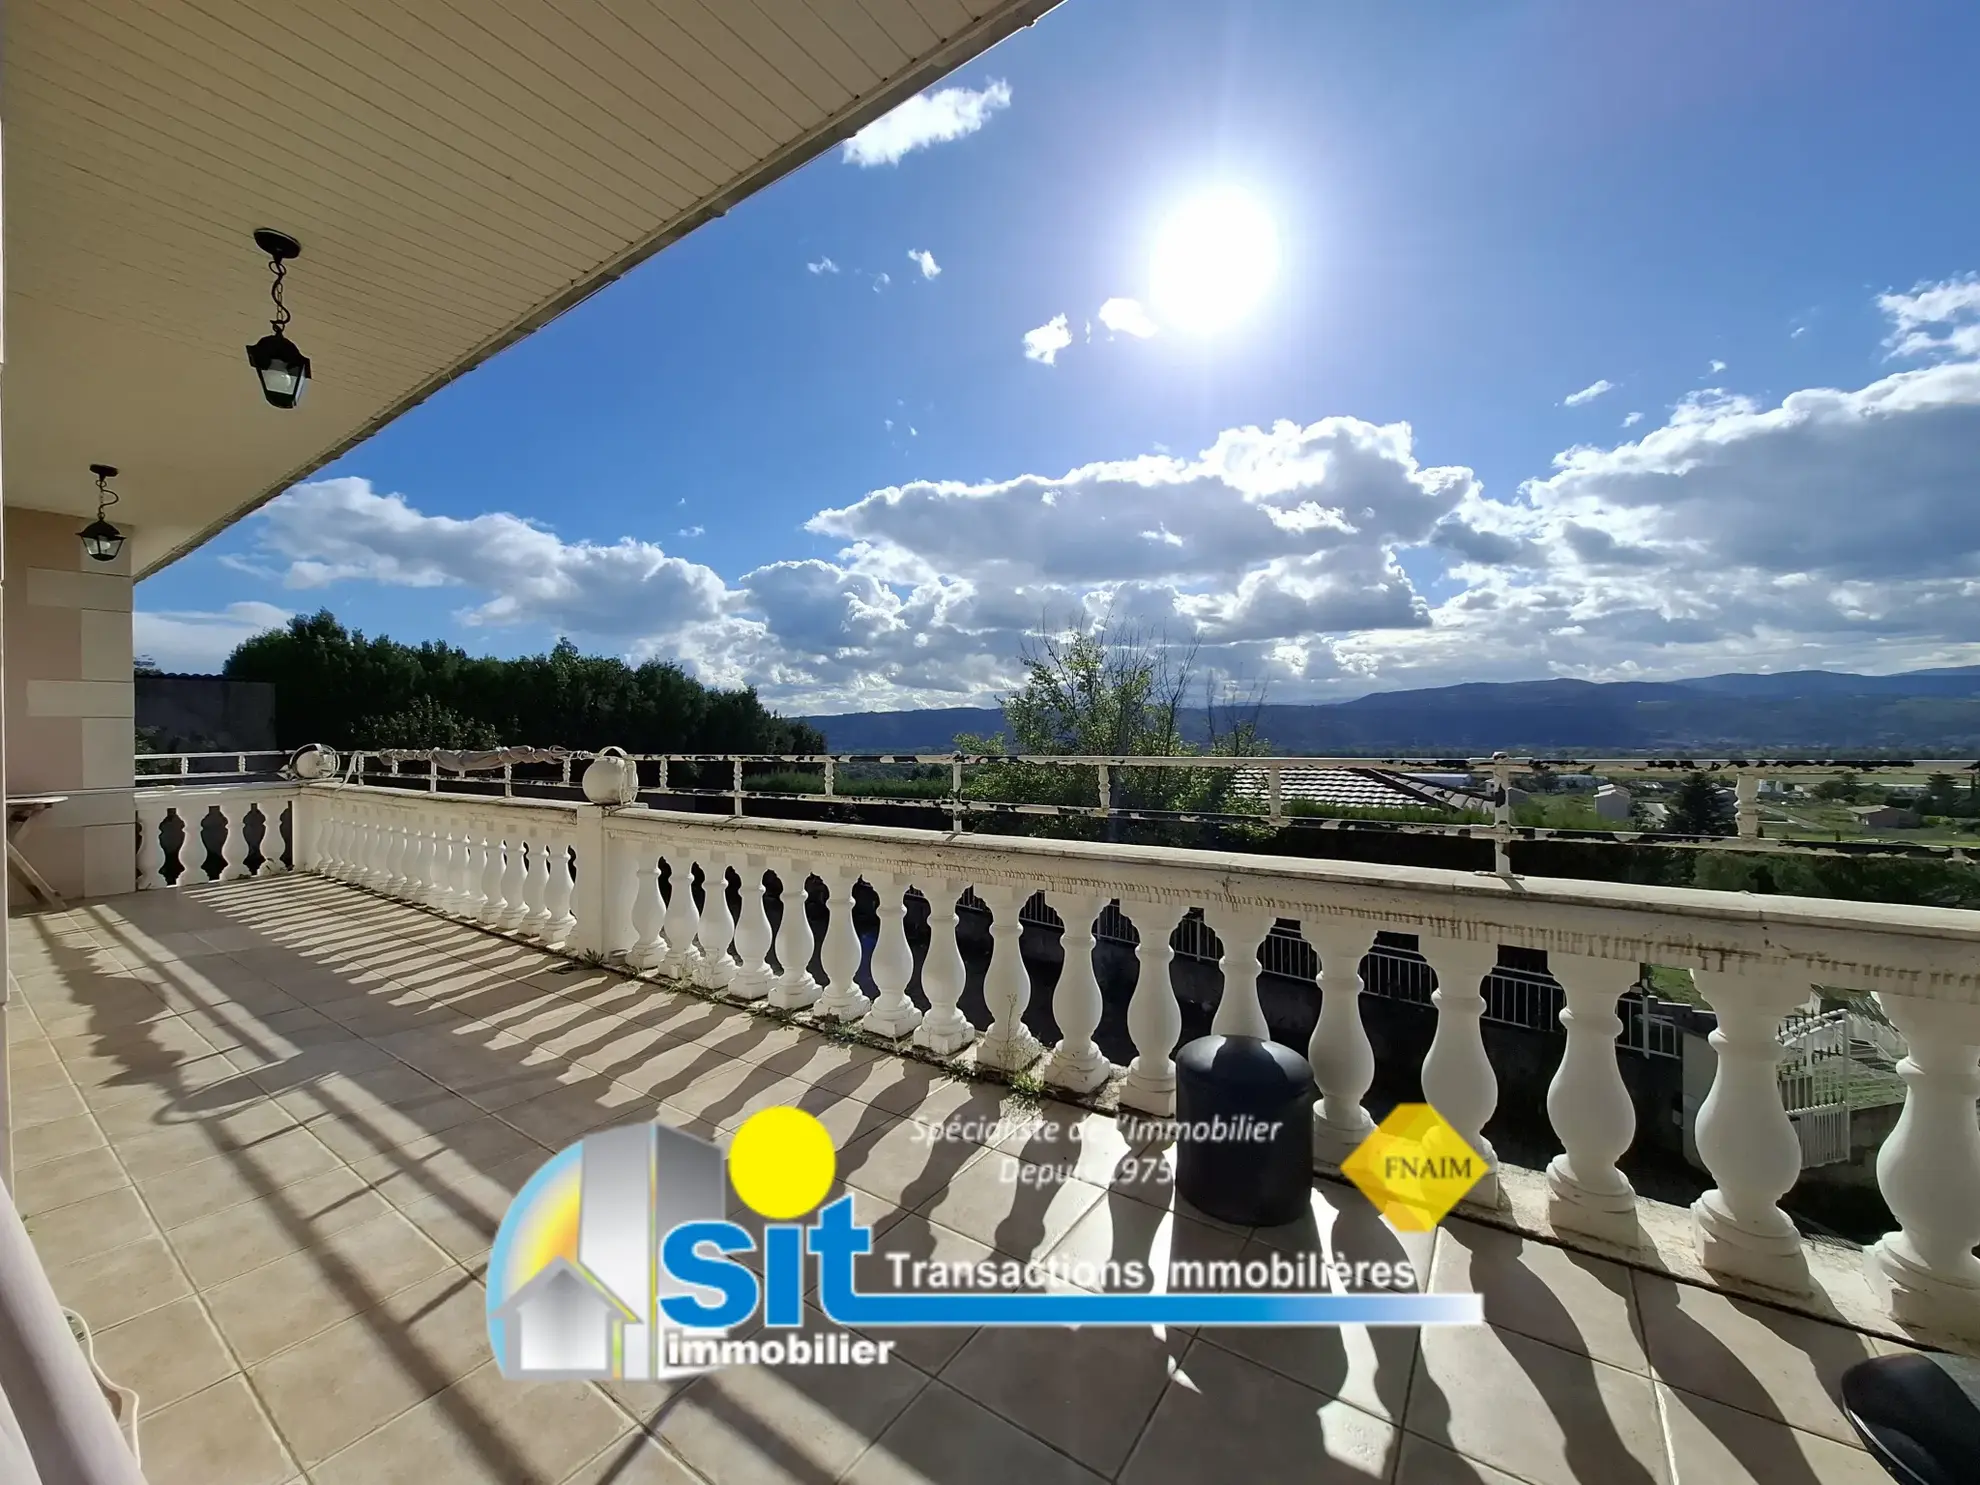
[319,808,344,878]
[598,835,637,961]
[416,823,444,905]
[1203,905,1274,1040]
[332,808,360,884]
[218,804,250,881]
[813,864,869,1020]
[476,831,506,924]
[694,857,737,990]
[365,810,393,889]
[977,881,1044,1072]
[660,856,704,980]
[1309,922,1378,1166]
[452,826,486,918]
[1545,954,1642,1241]
[1121,902,1182,1115]
[1420,938,1504,1211]
[1690,967,1812,1293]
[1043,891,1114,1093]
[861,873,923,1038]
[497,835,529,931]
[433,826,462,911]
[543,835,577,946]
[911,879,972,1053]
[368,815,394,892]
[730,856,776,1000]
[629,850,667,970]
[395,818,422,898]
[1864,995,1980,1337]
[135,800,168,889]
[259,803,290,873]
[523,837,556,938]
[769,867,822,1011]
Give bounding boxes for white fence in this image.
[126,774,1980,1337]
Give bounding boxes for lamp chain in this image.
[94,469,119,519]
[269,255,291,334]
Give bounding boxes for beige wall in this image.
[3,505,135,899]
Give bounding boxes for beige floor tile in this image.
[308,1361,631,1485]
[1635,1272,1884,1446]
[11,1109,109,1169]
[941,1322,1187,1475]
[91,1296,237,1414]
[300,1088,491,1162]
[671,1063,813,1130]
[1434,1216,1648,1372]
[1194,1241,1420,1419]
[112,1098,299,1180]
[1043,1188,1249,1297]
[780,1082,902,1151]
[25,1185,157,1268]
[495,1077,658,1148]
[9,1056,80,1095]
[656,1336,931,1485]
[835,1214,993,1373]
[1658,1382,1888,1484]
[839,1117,990,1211]
[1250,1177,1440,1281]
[48,1233,194,1330]
[580,1028,723,1100]
[167,1165,391,1289]
[12,1077,90,1128]
[560,1435,705,1485]
[204,1210,456,1363]
[270,1063,449,1121]
[137,1123,347,1229]
[12,1142,131,1217]
[706,1016,830,1068]
[916,1151,1106,1262]
[249,1267,490,1466]
[843,1380,1108,1485]
[135,1375,296,1485]
[395,1153,545,1263]
[1406,1321,1670,1485]
[1121,1335,1399,1484]
[1392,1432,1531,1484]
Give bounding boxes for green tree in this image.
[1923,772,1963,816]
[958,617,1265,841]
[1665,773,1738,836]
[1813,770,1863,803]
[221,609,823,756]
[356,696,502,751]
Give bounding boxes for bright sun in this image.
[1150,191,1279,333]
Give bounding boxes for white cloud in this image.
[1879,273,1980,360]
[1708,358,1728,374]
[678,526,704,538]
[806,257,838,275]
[1023,314,1072,364]
[134,602,291,674]
[908,249,941,280]
[242,478,728,639]
[1621,411,1644,427]
[872,273,890,293]
[1562,379,1615,407]
[842,80,1011,167]
[1097,297,1159,338]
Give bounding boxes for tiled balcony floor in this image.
[8,876,1922,1485]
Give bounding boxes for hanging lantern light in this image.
[79,464,125,563]
[244,228,310,408]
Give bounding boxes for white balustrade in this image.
[628,848,667,970]
[1544,954,1640,1239]
[1308,922,1377,1166]
[695,857,737,990]
[769,865,822,1011]
[1044,891,1113,1093]
[1421,938,1504,1211]
[861,873,923,1038]
[1690,967,1812,1293]
[731,856,776,1000]
[976,881,1043,1072]
[1121,902,1180,1115]
[911,878,971,1054]
[659,856,703,980]
[814,865,869,1020]
[1864,995,1980,1336]
[151,775,1980,1339]
[1204,905,1273,1040]
[543,835,577,946]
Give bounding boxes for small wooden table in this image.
[6,795,68,910]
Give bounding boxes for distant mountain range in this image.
[801,666,1980,755]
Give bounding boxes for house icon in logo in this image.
[488,1118,726,1381]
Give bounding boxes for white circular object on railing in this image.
[581,747,639,806]
[291,744,340,780]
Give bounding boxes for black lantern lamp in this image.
[80,464,125,563]
[245,228,310,408]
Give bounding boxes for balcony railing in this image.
[126,772,1980,1348]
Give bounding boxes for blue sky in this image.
[137,0,1980,712]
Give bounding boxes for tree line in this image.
[222,611,823,755]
